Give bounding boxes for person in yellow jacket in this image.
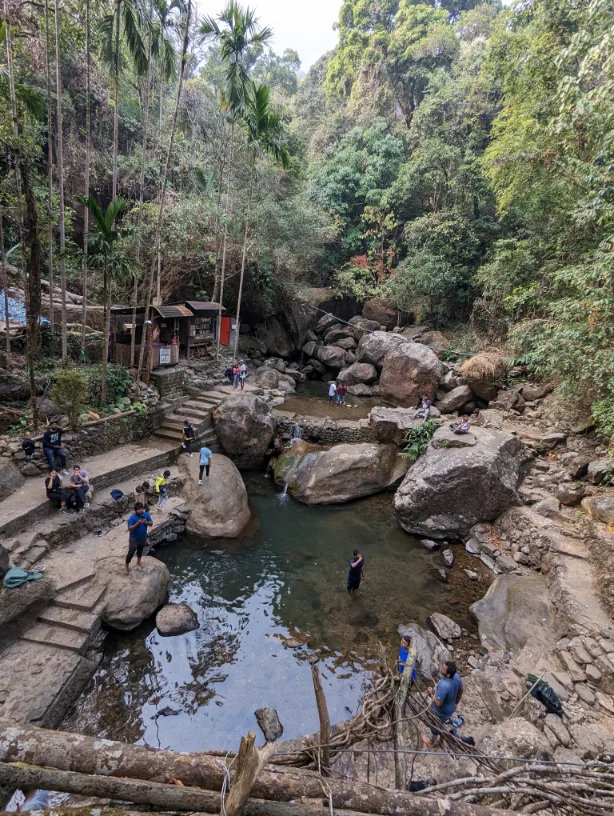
[155,470,171,511]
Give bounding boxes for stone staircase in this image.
[154,389,227,452]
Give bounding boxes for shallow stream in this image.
[62,477,485,751]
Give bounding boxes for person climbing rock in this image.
[182,419,195,456]
[422,661,463,748]
[198,445,212,484]
[347,549,364,594]
[155,470,171,510]
[124,502,153,574]
[398,634,417,682]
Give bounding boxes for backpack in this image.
[22,438,35,457]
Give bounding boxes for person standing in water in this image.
[347,549,364,594]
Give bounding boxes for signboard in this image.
[159,348,171,365]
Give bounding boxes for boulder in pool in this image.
[156,602,199,636]
[96,556,169,631]
[393,427,531,538]
[379,342,443,408]
[181,454,250,539]
[337,362,378,386]
[397,622,449,680]
[213,393,276,470]
[274,442,409,505]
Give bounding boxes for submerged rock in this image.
[97,556,169,631]
[213,393,276,470]
[181,454,250,539]
[393,427,531,538]
[274,442,409,505]
[156,603,199,637]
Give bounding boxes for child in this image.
[182,419,195,456]
[337,382,347,406]
[155,470,171,511]
[328,381,337,403]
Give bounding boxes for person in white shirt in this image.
[328,381,337,403]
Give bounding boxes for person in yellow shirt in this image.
[155,470,171,511]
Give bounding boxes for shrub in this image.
[50,368,89,430]
[399,419,439,463]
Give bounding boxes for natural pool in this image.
[62,476,485,751]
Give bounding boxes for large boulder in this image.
[581,495,614,525]
[255,316,295,358]
[213,393,276,470]
[315,345,347,370]
[470,574,555,653]
[0,545,9,581]
[324,326,355,345]
[338,362,378,386]
[397,622,449,680]
[355,331,406,369]
[430,426,476,449]
[181,454,251,538]
[97,556,169,631]
[379,343,443,407]
[302,340,319,358]
[0,577,55,651]
[420,331,450,357]
[393,427,531,538]
[0,460,25,495]
[255,368,280,390]
[436,385,473,414]
[362,298,399,329]
[156,603,199,636]
[274,443,409,505]
[369,406,422,446]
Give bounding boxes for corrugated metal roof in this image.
[185,301,226,313]
[154,304,193,318]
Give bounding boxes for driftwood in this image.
[393,659,413,790]
[223,731,276,816]
[0,720,514,816]
[0,806,386,816]
[310,663,331,775]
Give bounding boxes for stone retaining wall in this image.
[151,368,185,400]
[274,410,375,445]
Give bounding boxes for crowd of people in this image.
[224,361,249,390]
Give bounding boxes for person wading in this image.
[124,502,153,574]
[347,549,364,595]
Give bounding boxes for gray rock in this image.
[346,383,374,396]
[0,459,25,496]
[430,426,477,449]
[470,574,554,653]
[97,556,169,631]
[587,458,612,485]
[213,393,276,470]
[156,603,199,636]
[256,317,295,357]
[422,539,440,552]
[335,336,357,350]
[315,345,347,370]
[362,298,399,329]
[585,663,602,683]
[481,719,553,765]
[463,569,479,580]
[436,568,448,582]
[302,340,318,358]
[555,482,585,506]
[581,495,614,524]
[539,432,567,448]
[575,683,595,706]
[442,549,454,567]
[337,362,378,385]
[379,343,443,408]
[544,714,572,747]
[355,331,407,369]
[315,313,341,334]
[398,621,449,679]
[465,537,481,555]
[559,651,587,683]
[369,406,422,446]
[394,427,531,538]
[436,385,474,413]
[569,637,594,665]
[440,370,460,392]
[0,545,9,581]
[324,326,355,345]
[255,707,284,743]
[274,442,409,505]
[429,612,461,640]
[21,462,43,477]
[182,454,251,539]
[533,497,563,520]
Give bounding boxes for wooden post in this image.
[222,731,276,816]
[310,663,331,776]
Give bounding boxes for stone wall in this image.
[10,411,154,476]
[151,368,185,400]
[274,410,375,445]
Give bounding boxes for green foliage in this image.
[51,368,89,430]
[399,418,438,462]
[334,262,378,300]
[88,363,132,408]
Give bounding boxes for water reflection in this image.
[63,478,484,751]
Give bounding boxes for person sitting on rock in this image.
[422,661,463,748]
[450,415,471,434]
[68,464,90,509]
[42,422,69,474]
[413,395,431,422]
[45,469,74,514]
[398,634,418,682]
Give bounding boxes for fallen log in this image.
[0,805,384,816]
[0,720,515,816]
[393,658,413,790]
[310,664,331,775]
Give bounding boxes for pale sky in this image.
[201,0,343,69]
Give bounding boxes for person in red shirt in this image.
[336,381,347,406]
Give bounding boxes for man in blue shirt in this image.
[42,423,69,473]
[422,660,463,747]
[198,446,212,485]
[124,502,153,574]
[398,634,417,682]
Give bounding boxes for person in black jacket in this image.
[45,470,71,513]
[42,423,68,474]
[182,420,195,456]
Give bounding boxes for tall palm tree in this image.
[54,0,68,359]
[233,83,288,358]
[100,0,148,199]
[81,195,132,403]
[137,0,191,382]
[199,1,272,361]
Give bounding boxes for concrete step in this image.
[38,606,100,636]
[182,400,217,413]
[165,414,210,430]
[21,622,91,653]
[154,428,184,442]
[52,568,96,595]
[53,582,106,612]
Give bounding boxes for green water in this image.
[63,477,482,751]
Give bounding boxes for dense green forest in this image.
[0,0,613,430]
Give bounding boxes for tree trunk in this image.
[54,0,68,360]
[131,0,153,367]
[223,731,276,816]
[112,0,122,200]
[0,720,511,816]
[211,124,229,303]
[215,121,234,362]
[310,663,331,776]
[232,156,254,359]
[101,270,109,402]
[393,666,413,790]
[45,0,55,340]
[81,0,91,357]
[0,210,10,361]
